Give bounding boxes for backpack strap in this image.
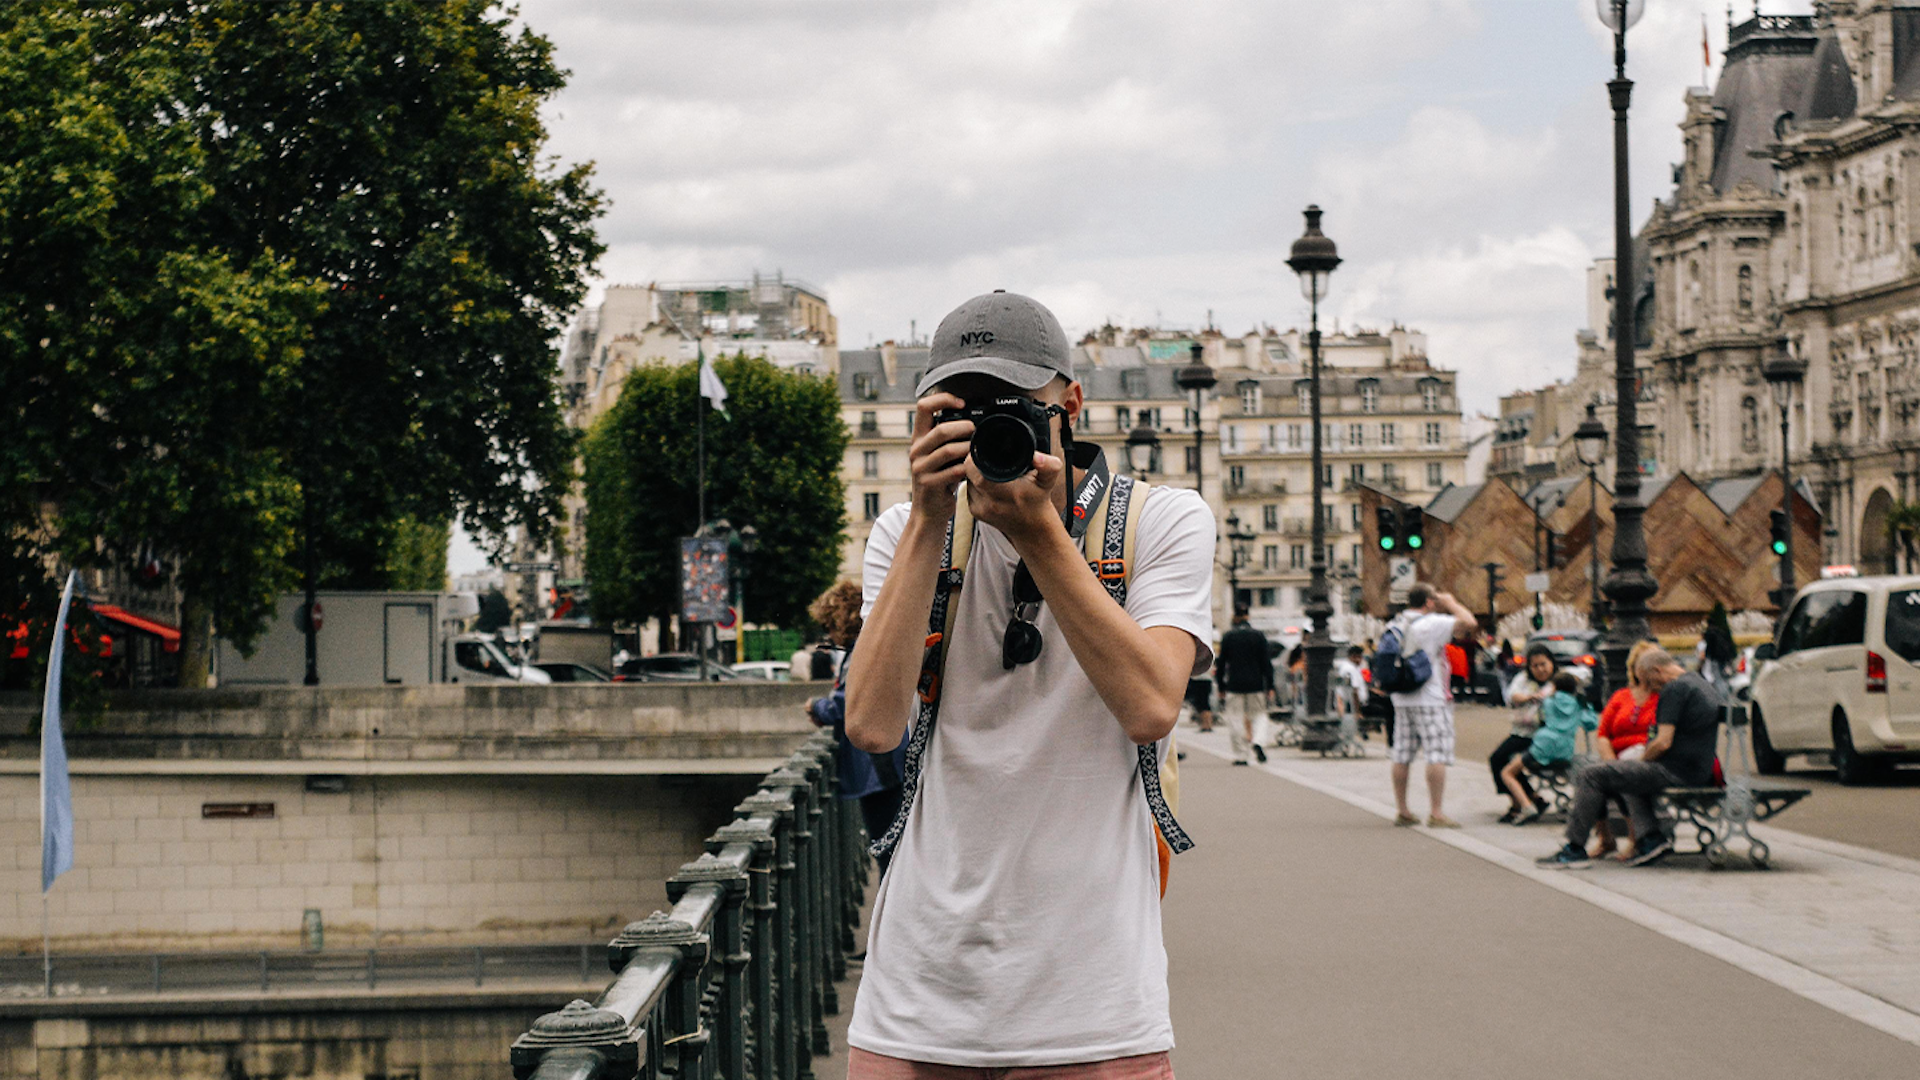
[1092,478,1194,856]
[869,487,973,860]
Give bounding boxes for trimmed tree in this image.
[584,355,848,641]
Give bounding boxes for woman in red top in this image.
[1591,639,1661,859]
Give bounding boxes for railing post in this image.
[610,913,707,1080]
[511,999,641,1080]
[669,853,748,1080]
[802,735,852,983]
[736,789,798,1080]
[707,822,775,1080]
[766,759,828,1061]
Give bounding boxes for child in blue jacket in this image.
[1500,670,1597,824]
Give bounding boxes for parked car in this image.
[1748,576,1920,784]
[730,660,792,681]
[533,661,611,683]
[1524,629,1601,682]
[612,653,740,683]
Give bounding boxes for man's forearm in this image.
[845,513,946,752]
[1017,525,1192,744]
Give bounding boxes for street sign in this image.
[505,561,559,573]
[1388,556,1415,601]
[295,600,324,633]
[1524,572,1552,593]
[717,606,738,631]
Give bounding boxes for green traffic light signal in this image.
[1771,539,1788,556]
[1406,535,1423,550]
[1380,536,1397,551]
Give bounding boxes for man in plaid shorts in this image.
[1387,583,1477,828]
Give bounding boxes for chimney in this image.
[881,340,898,385]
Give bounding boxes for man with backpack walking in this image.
[843,291,1213,1078]
[1216,605,1273,765]
[1375,583,1477,828]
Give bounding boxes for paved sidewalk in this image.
[1161,736,1920,1078]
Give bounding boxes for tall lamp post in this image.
[1176,343,1216,496]
[1126,422,1161,477]
[1594,0,1656,694]
[1573,403,1610,630]
[1763,339,1807,616]
[1287,204,1341,726]
[1225,513,1256,610]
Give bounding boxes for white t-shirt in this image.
[1387,611,1458,709]
[849,486,1216,1067]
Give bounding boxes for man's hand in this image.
[909,392,975,526]
[966,450,1066,551]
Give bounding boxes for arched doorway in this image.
[1860,487,1895,574]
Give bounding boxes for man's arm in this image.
[844,394,974,754]
[1434,592,1478,639]
[1640,724,1675,761]
[1018,524,1196,745]
[967,454,1201,746]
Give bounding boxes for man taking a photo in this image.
[845,290,1214,1078]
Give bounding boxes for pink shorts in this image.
[847,1047,1174,1080]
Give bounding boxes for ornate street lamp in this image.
[1126,422,1161,476]
[1225,512,1256,609]
[1286,204,1341,726]
[1573,403,1610,630]
[1763,339,1807,615]
[1175,343,1216,495]
[1594,0,1656,694]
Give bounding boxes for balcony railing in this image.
[509,734,862,1080]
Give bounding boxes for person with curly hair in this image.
[806,580,905,878]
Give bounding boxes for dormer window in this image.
[1359,379,1379,414]
[1238,379,1261,415]
[853,372,878,400]
[1121,369,1148,399]
[1419,378,1442,412]
[1295,380,1313,414]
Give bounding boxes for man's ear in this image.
[1060,379,1085,424]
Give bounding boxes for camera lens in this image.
[971,414,1037,483]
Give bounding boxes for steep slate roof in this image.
[1894,10,1920,99]
[1710,20,1820,192]
[1803,31,1859,121]
[1702,472,1769,516]
[838,348,928,405]
[1424,483,1481,524]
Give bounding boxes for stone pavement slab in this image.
[1179,723,1920,1050]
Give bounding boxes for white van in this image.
[1748,575,1920,784]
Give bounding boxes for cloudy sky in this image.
[455,0,1811,573]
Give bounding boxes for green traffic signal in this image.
[1771,539,1788,556]
[1380,536,1397,551]
[1406,535,1423,550]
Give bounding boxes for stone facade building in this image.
[1641,5,1920,573]
[836,324,1468,639]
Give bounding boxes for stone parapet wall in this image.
[0,682,819,767]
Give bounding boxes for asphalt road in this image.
[1451,703,1920,861]
[824,745,1920,1078]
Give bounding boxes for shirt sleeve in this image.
[1125,486,1218,675]
[859,502,914,622]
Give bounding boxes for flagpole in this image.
[42,897,50,997]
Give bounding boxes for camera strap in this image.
[868,452,1194,861]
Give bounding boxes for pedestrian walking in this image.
[843,291,1210,1077]
[1537,648,1722,870]
[1216,605,1273,765]
[1378,583,1477,828]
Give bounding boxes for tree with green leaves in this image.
[2,1,601,685]
[584,355,848,642]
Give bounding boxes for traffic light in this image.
[1400,506,1425,551]
[1376,506,1399,551]
[1531,612,1545,630]
[1769,510,1789,556]
[1543,532,1560,569]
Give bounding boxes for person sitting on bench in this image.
[1498,670,1596,825]
[1536,648,1722,870]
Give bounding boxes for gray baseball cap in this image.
[914,290,1072,397]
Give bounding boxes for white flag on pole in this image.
[42,571,77,893]
[698,345,729,418]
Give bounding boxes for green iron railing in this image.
[510,733,867,1080]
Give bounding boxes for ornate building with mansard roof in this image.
[1643,4,1920,572]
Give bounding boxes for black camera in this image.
[934,397,1055,483]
